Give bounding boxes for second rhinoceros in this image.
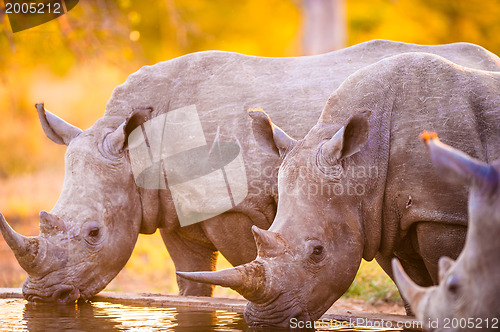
[179,52,500,327]
[1,40,500,304]
[392,133,500,332]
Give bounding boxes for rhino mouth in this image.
[23,283,81,304]
[243,294,311,328]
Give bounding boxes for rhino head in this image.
[0,104,151,303]
[392,133,500,331]
[178,109,373,327]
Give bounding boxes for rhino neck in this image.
[135,187,162,234]
[122,145,169,234]
[348,112,391,261]
[133,162,185,234]
[317,91,392,261]
[133,168,180,235]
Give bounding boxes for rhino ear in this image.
[103,107,154,156]
[322,109,371,162]
[36,103,82,145]
[420,131,497,188]
[248,108,297,158]
[438,256,455,283]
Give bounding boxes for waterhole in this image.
[0,299,404,331]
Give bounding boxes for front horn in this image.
[0,213,42,274]
[177,261,267,303]
[392,258,428,315]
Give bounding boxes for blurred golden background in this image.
[0,0,498,304]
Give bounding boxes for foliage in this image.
[349,0,500,55]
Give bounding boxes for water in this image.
[0,299,247,331]
[0,299,404,331]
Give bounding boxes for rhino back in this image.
[341,39,500,72]
[104,50,343,139]
[104,40,500,138]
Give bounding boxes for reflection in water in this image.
[0,299,248,331]
[0,299,402,331]
[170,307,248,331]
[23,301,118,331]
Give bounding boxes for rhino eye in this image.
[447,275,460,295]
[312,245,324,255]
[83,221,104,246]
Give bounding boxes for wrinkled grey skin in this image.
[179,52,500,328]
[392,135,500,332]
[2,40,500,304]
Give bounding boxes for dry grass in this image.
[343,260,402,304]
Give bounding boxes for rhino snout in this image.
[24,284,80,304]
[243,295,311,328]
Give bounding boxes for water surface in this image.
[0,299,404,331]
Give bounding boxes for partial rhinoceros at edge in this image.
[392,132,500,332]
[179,52,500,328]
[1,40,500,304]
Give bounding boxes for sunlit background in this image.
[0,0,498,306]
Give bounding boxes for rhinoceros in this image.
[392,133,500,332]
[179,52,500,327]
[2,40,500,304]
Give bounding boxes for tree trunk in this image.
[300,0,346,55]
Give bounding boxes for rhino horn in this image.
[392,258,427,313]
[39,211,67,234]
[252,225,286,258]
[177,261,267,302]
[0,213,42,273]
[420,131,498,189]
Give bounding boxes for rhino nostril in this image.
[26,294,43,303]
[54,286,79,304]
[58,289,72,301]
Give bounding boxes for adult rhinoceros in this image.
[392,133,500,332]
[2,40,500,304]
[179,52,500,327]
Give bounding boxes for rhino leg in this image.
[160,227,218,296]
[415,222,467,283]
